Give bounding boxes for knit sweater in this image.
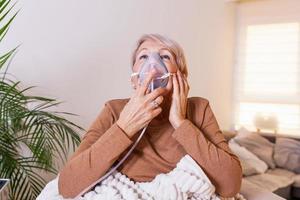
[58,97,242,198]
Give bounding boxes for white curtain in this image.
[233,0,300,136]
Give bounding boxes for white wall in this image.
[237,0,300,24]
[4,0,236,134]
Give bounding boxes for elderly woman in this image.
[58,34,242,198]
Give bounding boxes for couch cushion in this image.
[229,139,268,176]
[294,174,300,187]
[234,127,276,168]
[267,168,295,179]
[274,137,300,173]
[244,168,294,192]
[240,179,285,200]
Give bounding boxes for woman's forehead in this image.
[138,40,168,52]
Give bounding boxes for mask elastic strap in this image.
[131,72,173,79]
[130,72,139,77]
[157,72,172,79]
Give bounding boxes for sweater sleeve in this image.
[172,101,242,198]
[58,101,133,198]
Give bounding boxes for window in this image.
[234,22,300,136]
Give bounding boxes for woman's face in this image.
[132,40,178,96]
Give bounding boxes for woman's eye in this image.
[160,55,170,60]
[139,54,148,60]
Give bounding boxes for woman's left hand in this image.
[169,70,190,129]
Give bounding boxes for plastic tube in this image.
[74,125,148,199]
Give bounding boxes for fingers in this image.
[142,100,163,125]
[150,106,163,118]
[137,70,155,96]
[146,87,151,94]
[145,87,167,102]
[177,70,184,94]
[154,95,164,105]
[173,70,189,95]
[144,95,164,112]
[181,72,189,92]
[151,95,164,109]
[172,71,179,97]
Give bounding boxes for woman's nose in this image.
[149,64,163,74]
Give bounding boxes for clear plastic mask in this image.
[131,52,171,91]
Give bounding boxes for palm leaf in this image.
[0,0,83,199]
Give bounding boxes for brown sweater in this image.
[58,97,242,198]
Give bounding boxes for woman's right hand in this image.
[116,71,167,138]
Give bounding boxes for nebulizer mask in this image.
[131,52,171,91]
[75,52,172,199]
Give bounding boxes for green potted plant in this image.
[0,0,82,199]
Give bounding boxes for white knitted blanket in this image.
[37,155,245,200]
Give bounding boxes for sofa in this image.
[223,129,300,200]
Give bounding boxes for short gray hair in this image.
[131,34,188,77]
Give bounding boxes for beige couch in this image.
[240,179,285,200]
[223,130,300,200]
